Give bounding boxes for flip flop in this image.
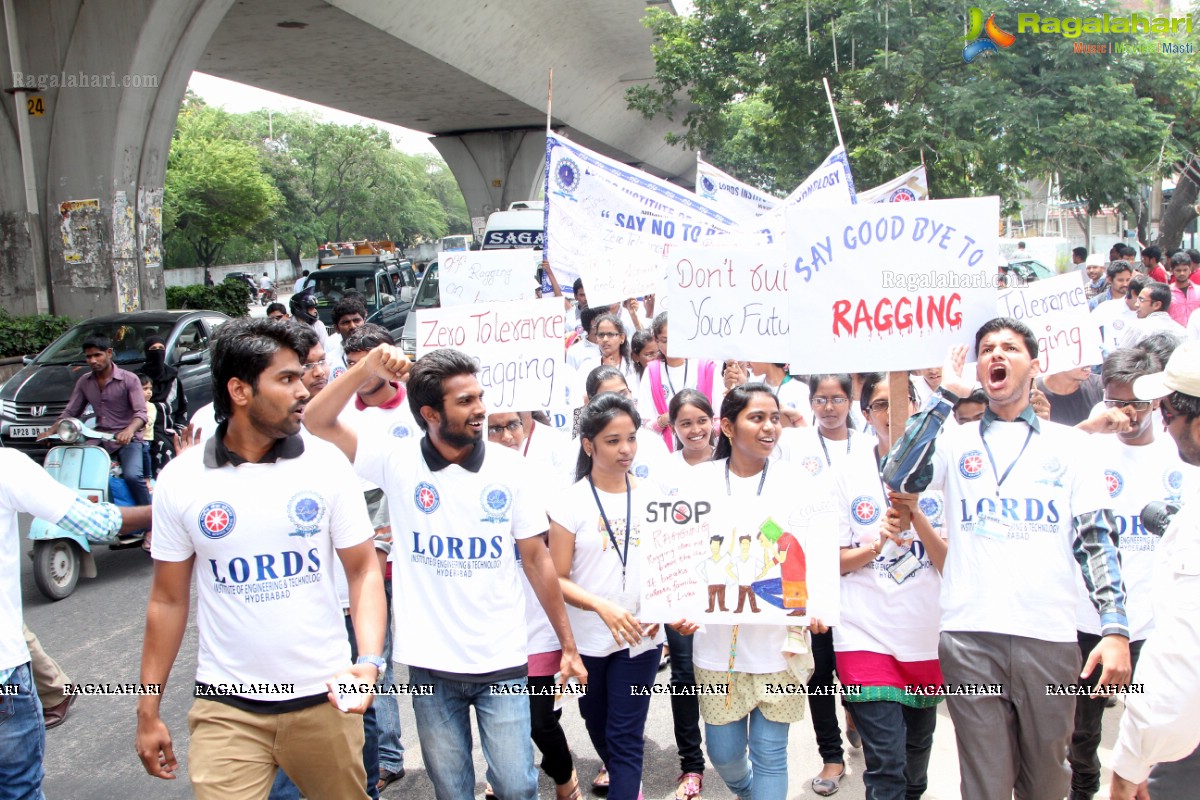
[592,766,610,795]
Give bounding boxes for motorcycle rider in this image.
[39,334,152,508]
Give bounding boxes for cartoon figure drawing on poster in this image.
[640,484,839,627]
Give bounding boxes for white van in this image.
[481,201,544,249]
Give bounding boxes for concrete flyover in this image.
[0,0,692,320]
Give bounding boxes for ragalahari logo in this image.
[963,8,1016,63]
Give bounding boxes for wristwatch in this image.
[356,654,387,673]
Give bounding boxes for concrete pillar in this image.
[0,0,234,319]
[432,129,546,235]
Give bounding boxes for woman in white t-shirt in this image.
[669,389,716,467]
[835,373,948,800]
[581,366,672,485]
[549,394,665,800]
[686,384,833,800]
[593,313,638,388]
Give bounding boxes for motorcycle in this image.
[27,418,147,600]
[258,286,278,305]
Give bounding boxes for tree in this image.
[628,0,1197,231]
[164,101,281,268]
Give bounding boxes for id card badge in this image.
[974,511,1011,541]
[885,550,921,584]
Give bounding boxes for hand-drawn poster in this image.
[639,490,840,626]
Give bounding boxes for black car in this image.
[309,258,415,338]
[0,310,230,461]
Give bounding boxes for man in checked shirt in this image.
[882,317,1131,800]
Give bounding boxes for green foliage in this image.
[165,281,250,319]
[628,0,1199,224]
[165,102,282,268]
[0,311,75,359]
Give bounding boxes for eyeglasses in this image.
[811,396,849,407]
[1103,398,1152,411]
[867,400,890,413]
[487,420,523,436]
[595,331,622,339]
[302,358,327,372]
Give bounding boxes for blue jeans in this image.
[116,441,151,506]
[409,666,537,800]
[0,663,46,800]
[704,707,790,800]
[376,581,403,774]
[849,701,937,800]
[578,646,661,800]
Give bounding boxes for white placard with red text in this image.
[415,297,567,411]
[996,271,1103,374]
[785,196,1000,373]
[439,250,541,306]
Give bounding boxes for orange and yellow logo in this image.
[962,8,1016,63]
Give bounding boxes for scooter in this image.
[27,418,147,601]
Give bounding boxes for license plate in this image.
[9,425,49,437]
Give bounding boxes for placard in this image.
[996,271,1102,374]
[785,196,1001,373]
[639,490,840,626]
[546,133,742,307]
[414,297,567,411]
[664,243,792,362]
[439,249,540,306]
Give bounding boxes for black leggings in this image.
[528,675,575,785]
[807,630,845,765]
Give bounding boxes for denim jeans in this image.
[579,646,662,800]
[115,441,152,506]
[665,626,705,774]
[409,665,537,800]
[0,663,46,800]
[704,707,791,800]
[376,581,404,774]
[849,701,937,800]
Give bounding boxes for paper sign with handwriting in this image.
[415,297,566,410]
[639,489,840,627]
[665,244,792,362]
[996,271,1102,374]
[785,196,1000,373]
[439,250,540,306]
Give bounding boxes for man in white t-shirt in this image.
[884,317,1131,800]
[1107,341,1200,798]
[326,297,369,383]
[1068,348,1196,800]
[136,318,386,800]
[339,323,413,791]
[1,453,149,797]
[303,345,585,800]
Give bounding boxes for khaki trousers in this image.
[23,625,69,708]
[187,698,367,800]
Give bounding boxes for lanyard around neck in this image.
[725,459,769,497]
[981,425,1035,493]
[588,473,632,586]
[664,360,688,396]
[817,429,851,467]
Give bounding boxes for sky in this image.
[187,72,438,155]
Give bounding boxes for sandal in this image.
[591,766,610,795]
[485,782,498,800]
[556,770,583,800]
[377,767,405,792]
[811,765,848,796]
[675,772,703,800]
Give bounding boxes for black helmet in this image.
[290,290,319,325]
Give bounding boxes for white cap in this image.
[1133,340,1200,399]
[1085,253,1105,267]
